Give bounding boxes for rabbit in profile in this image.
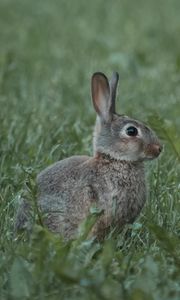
[16,72,162,240]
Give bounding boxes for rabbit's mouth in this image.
[144,143,163,159]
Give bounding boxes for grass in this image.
[0,0,180,299]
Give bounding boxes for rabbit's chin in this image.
[97,149,147,162]
[96,142,162,162]
[98,150,161,162]
[143,155,160,161]
[139,151,162,161]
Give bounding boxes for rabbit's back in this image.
[37,156,146,239]
[37,155,90,194]
[37,155,94,236]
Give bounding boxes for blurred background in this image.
[1,0,180,119]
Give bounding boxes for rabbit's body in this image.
[37,154,146,239]
[15,71,162,240]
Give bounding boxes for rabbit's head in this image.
[92,72,162,162]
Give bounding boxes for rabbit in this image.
[15,71,162,240]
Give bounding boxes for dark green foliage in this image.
[0,0,180,299]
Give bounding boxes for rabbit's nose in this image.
[146,144,163,157]
[154,144,162,153]
[151,144,163,156]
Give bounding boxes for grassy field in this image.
[0,0,180,299]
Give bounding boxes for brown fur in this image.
[15,72,162,240]
[37,154,146,239]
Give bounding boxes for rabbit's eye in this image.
[126,126,138,136]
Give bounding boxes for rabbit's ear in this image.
[91,72,112,122]
[109,72,119,114]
